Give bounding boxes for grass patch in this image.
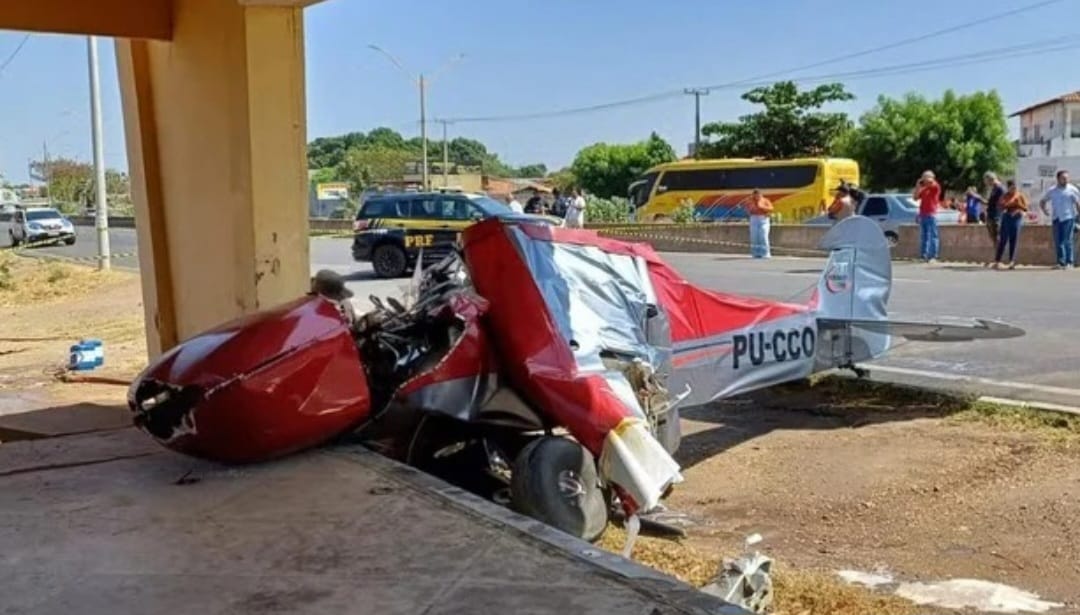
[0,254,130,307]
[765,375,1080,441]
[953,399,1080,437]
[597,527,915,615]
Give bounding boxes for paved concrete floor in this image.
[0,428,742,615]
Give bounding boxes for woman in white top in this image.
[564,188,587,228]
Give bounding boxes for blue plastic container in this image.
[68,339,105,371]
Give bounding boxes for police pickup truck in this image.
[352,191,560,278]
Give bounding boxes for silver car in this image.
[8,207,77,247]
[805,193,960,246]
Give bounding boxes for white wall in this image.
[1016,155,1080,223]
[1018,102,1080,158]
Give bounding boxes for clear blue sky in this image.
[0,0,1077,183]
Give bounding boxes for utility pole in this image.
[87,36,111,270]
[42,141,51,205]
[684,88,710,158]
[367,45,463,193]
[419,74,428,191]
[438,119,450,188]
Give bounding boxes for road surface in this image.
[3,225,140,270]
[12,227,1080,407]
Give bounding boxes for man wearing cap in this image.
[913,170,941,263]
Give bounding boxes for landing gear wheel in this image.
[372,244,408,278]
[511,437,608,542]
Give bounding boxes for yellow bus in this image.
[628,157,859,223]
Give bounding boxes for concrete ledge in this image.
[0,429,746,614]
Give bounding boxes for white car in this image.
[8,207,76,247]
[805,193,960,246]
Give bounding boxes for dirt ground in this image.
[5,254,1080,613]
[651,380,1080,613]
[0,253,145,408]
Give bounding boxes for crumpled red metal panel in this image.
[129,296,371,463]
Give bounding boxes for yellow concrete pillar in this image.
[116,0,310,356]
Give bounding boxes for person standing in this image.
[1039,170,1080,269]
[970,172,1005,252]
[745,189,774,259]
[993,180,1028,270]
[525,193,543,214]
[564,188,587,229]
[507,193,524,214]
[914,170,941,263]
[827,185,854,222]
[964,186,982,224]
[550,188,568,217]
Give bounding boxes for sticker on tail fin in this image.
[812,216,893,369]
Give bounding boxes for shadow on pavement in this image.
[675,379,968,470]
[0,402,130,443]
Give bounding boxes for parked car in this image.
[804,193,960,246]
[352,191,559,278]
[8,207,77,247]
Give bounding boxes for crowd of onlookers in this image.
[506,188,588,228]
[910,169,1080,269]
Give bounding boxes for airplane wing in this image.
[818,317,1025,342]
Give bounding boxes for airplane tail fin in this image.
[811,216,893,369]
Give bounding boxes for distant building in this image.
[1012,91,1080,219]
[0,187,18,205]
[308,181,350,218]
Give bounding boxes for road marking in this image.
[870,364,1080,398]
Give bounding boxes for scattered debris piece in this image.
[701,535,773,613]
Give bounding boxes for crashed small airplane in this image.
[129,216,1023,541]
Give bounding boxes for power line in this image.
[443,0,1068,124]
[0,34,30,77]
[719,0,1068,87]
[446,35,1077,124]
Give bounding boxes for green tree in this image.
[29,157,93,208]
[570,132,676,198]
[546,168,577,192]
[514,163,548,178]
[700,81,854,159]
[839,90,1014,191]
[336,146,412,196]
[309,167,339,185]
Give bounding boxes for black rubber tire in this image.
[372,244,408,278]
[884,232,899,248]
[511,437,608,542]
[64,237,76,246]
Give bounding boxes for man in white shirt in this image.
[507,194,524,214]
[564,188,587,229]
[1039,170,1080,269]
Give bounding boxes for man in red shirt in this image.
[914,170,941,263]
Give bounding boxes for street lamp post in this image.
[87,36,111,271]
[367,45,463,191]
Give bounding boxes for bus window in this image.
[724,165,817,190]
[658,168,726,192]
[630,172,659,207]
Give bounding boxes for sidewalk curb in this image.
[975,395,1080,417]
[336,447,749,615]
